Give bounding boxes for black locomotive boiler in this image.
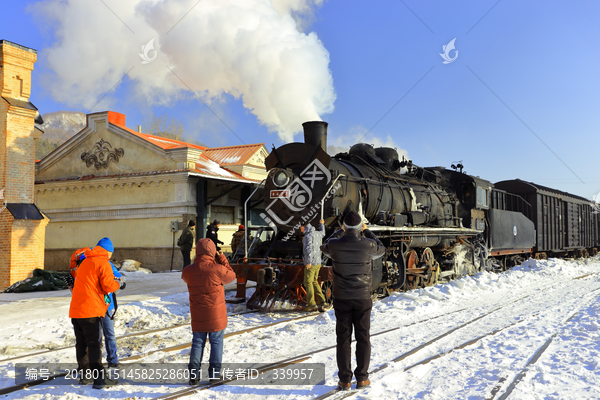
[231,121,598,311]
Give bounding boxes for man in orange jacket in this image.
[69,237,120,389]
[182,238,236,385]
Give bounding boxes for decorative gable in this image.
[36,111,268,184]
[37,112,178,182]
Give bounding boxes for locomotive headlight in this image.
[272,170,290,187]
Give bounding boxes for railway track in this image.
[0,311,318,396]
[313,280,600,400]
[486,287,600,400]
[1,271,597,398]
[0,310,258,365]
[154,273,600,400]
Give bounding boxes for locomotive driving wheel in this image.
[405,250,422,290]
[321,280,333,305]
[421,248,439,286]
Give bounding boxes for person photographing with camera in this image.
[182,238,236,385]
[320,212,385,391]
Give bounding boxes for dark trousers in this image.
[72,317,103,382]
[181,249,191,269]
[333,298,372,383]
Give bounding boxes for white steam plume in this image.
[30,0,335,142]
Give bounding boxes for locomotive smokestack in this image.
[302,121,328,151]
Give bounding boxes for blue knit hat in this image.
[96,237,114,253]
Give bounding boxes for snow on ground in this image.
[1,257,600,399]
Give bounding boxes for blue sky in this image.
[2,0,599,199]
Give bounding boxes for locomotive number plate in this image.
[270,190,290,199]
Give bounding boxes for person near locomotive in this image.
[178,220,196,268]
[70,245,126,368]
[301,219,327,312]
[182,238,236,385]
[206,219,224,251]
[320,211,386,391]
[68,237,121,389]
[230,224,246,255]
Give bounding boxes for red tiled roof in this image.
[106,112,206,151]
[203,143,265,166]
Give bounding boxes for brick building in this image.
[0,40,48,290]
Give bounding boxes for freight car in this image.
[230,121,599,311]
[495,180,598,259]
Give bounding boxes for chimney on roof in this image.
[137,125,141,133]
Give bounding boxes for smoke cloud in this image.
[29,0,335,142]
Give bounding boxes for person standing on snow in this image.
[178,220,196,268]
[206,219,224,251]
[230,224,246,255]
[320,211,385,391]
[69,237,121,389]
[70,245,125,368]
[103,262,124,368]
[301,219,328,312]
[182,238,236,385]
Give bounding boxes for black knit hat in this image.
[343,211,362,229]
[212,219,221,225]
[188,220,196,227]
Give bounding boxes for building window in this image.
[210,205,234,224]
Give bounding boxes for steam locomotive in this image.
[231,121,600,311]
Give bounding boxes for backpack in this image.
[66,247,90,291]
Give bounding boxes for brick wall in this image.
[0,40,47,290]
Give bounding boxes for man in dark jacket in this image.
[182,238,236,385]
[178,220,195,268]
[206,219,224,251]
[320,211,385,391]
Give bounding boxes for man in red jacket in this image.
[69,237,121,389]
[182,238,236,385]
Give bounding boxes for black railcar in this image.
[495,180,598,258]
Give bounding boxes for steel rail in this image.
[0,312,319,396]
[0,310,258,365]
[1,272,597,397]
[313,278,600,400]
[489,286,600,400]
